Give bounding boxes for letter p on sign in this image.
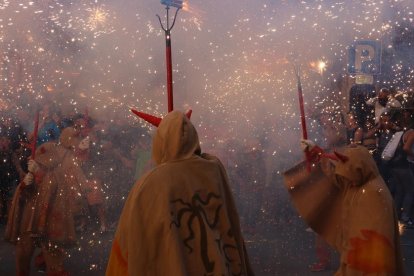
[348,40,381,75]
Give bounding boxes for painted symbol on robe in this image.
[347,229,395,274]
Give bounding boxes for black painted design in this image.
[170,191,243,276]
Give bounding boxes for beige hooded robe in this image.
[5,142,87,247]
[106,111,253,276]
[284,145,405,276]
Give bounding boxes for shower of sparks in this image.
[317,60,326,74]
[0,1,414,273]
[309,60,327,75]
[87,7,108,31]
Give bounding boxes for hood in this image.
[35,142,67,169]
[334,145,380,186]
[152,110,201,165]
[59,127,81,149]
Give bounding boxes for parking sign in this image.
[348,40,381,75]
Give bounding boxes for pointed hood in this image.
[334,145,380,186]
[152,110,201,165]
[131,108,192,127]
[59,127,81,149]
[35,142,67,169]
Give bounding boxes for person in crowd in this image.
[5,140,88,275]
[51,109,72,131]
[399,111,414,227]
[366,87,402,124]
[2,114,28,152]
[306,110,347,272]
[59,122,109,233]
[8,111,32,171]
[14,108,34,137]
[345,109,379,155]
[84,118,122,229]
[106,110,254,276]
[348,84,376,127]
[104,115,139,226]
[317,110,347,149]
[375,108,414,225]
[0,130,24,225]
[107,115,137,175]
[345,112,363,145]
[373,111,399,194]
[286,142,405,275]
[36,105,61,146]
[360,117,378,154]
[74,115,109,232]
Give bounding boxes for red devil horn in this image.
[131,109,162,127]
[333,151,349,163]
[185,109,192,119]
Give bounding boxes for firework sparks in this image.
[0,2,414,271]
[87,6,108,31]
[309,59,327,75]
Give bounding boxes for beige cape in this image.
[284,146,405,276]
[106,111,253,276]
[5,142,87,247]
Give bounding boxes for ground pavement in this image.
[1,216,413,276]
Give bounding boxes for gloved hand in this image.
[78,136,90,150]
[23,173,34,186]
[300,139,316,151]
[300,139,325,164]
[28,159,39,173]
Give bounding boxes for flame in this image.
[181,0,203,18]
[317,60,326,72]
[182,0,189,12]
[309,59,327,75]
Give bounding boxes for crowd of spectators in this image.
[347,86,414,227]
[1,86,412,247]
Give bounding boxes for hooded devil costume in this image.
[5,140,88,275]
[284,145,405,276]
[6,133,88,245]
[106,111,253,276]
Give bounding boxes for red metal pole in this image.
[165,30,173,113]
[84,106,89,122]
[31,110,40,159]
[297,76,308,140]
[295,71,311,171]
